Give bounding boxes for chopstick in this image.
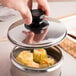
[68,33,76,40]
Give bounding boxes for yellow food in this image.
[26,61,39,68]
[16,51,33,65]
[33,48,48,63]
[16,48,55,68]
[40,58,55,68]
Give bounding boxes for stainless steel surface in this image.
[0,2,76,76]
[11,65,61,76]
[10,46,63,76]
[7,17,67,48]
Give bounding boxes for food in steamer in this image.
[16,48,56,68]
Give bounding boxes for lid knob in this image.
[24,9,49,34]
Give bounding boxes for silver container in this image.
[7,17,67,76]
[10,46,63,76]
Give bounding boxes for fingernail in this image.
[25,19,31,25]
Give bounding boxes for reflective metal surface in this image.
[7,17,67,48]
[10,46,63,72]
[10,46,63,76]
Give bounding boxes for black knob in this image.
[31,9,45,20]
[24,9,49,34]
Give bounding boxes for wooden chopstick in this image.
[68,34,76,40]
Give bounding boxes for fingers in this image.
[34,28,48,42]
[42,28,48,35]
[21,0,32,25]
[27,0,32,10]
[27,32,35,43]
[37,0,50,16]
[22,31,35,44]
[19,4,32,25]
[40,28,48,40]
[1,0,33,25]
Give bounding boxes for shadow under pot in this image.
[10,46,63,76]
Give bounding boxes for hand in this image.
[36,0,50,16]
[0,0,50,24]
[0,0,32,25]
[22,28,48,44]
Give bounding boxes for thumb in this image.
[19,5,32,25]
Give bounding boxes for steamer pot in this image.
[7,17,67,76]
[10,46,63,76]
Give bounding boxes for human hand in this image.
[0,0,50,24]
[36,0,50,16]
[0,0,32,25]
[22,28,48,44]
